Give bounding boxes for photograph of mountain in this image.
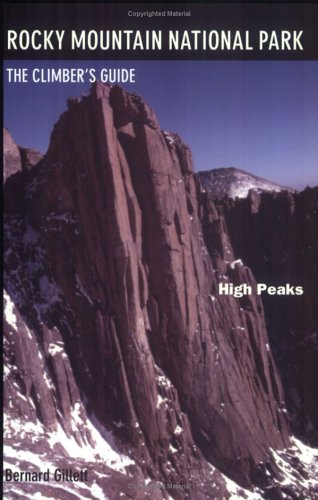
[4,74,318,498]
[3,3,318,499]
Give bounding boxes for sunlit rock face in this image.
[3,84,318,499]
[3,127,42,183]
[3,128,22,182]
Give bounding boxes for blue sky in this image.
[4,60,318,190]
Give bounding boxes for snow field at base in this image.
[4,408,133,475]
[4,407,318,498]
[210,436,318,499]
[4,413,129,499]
[5,410,264,499]
[50,403,134,474]
[270,437,318,493]
[5,474,109,500]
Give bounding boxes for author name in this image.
[219,283,304,297]
[4,468,88,483]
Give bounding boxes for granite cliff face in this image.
[4,83,317,499]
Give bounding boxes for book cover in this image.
[3,2,318,498]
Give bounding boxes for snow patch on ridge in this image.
[199,167,294,200]
[4,290,18,329]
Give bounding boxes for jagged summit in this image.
[198,167,294,200]
[3,127,43,183]
[3,128,22,182]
